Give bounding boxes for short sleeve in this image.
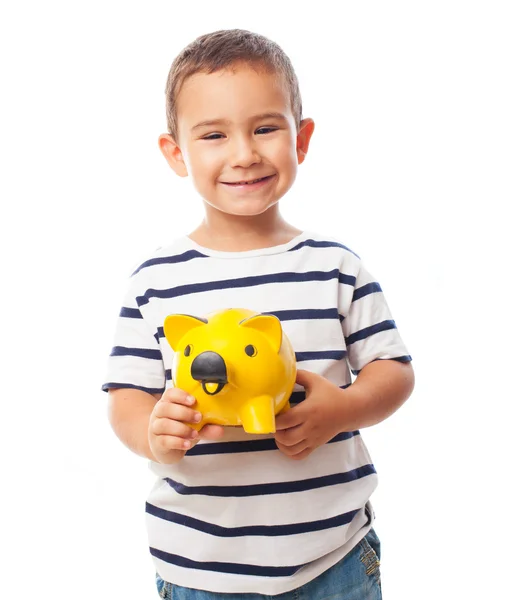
[341,260,412,375]
[102,274,166,395]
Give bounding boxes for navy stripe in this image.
[351,355,413,376]
[289,390,306,405]
[101,382,165,394]
[187,438,279,456]
[132,250,208,275]
[290,383,350,405]
[289,239,359,258]
[339,272,357,286]
[352,282,382,302]
[119,307,142,319]
[165,369,172,381]
[296,350,346,362]
[137,270,348,306]
[266,308,340,321]
[110,346,162,360]
[186,430,359,457]
[391,354,412,363]
[346,320,396,346]
[165,463,375,497]
[146,502,360,537]
[149,547,305,577]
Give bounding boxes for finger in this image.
[275,439,310,457]
[275,406,304,430]
[199,424,226,440]
[154,402,202,424]
[161,388,196,406]
[295,369,314,388]
[275,425,306,446]
[155,434,196,452]
[151,417,199,440]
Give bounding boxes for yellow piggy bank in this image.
[163,308,296,434]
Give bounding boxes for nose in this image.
[229,135,260,168]
[191,351,228,383]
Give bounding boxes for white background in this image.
[1,1,519,598]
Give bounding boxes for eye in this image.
[201,133,225,140]
[184,344,193,357]
[256,127,278,135]
[245,344,257,357]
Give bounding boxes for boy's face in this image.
[159,64,314,218]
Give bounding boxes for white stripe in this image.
[150,434,373,487]
[147,505,368,566]
[151,518,371,595]
[148,470,377,529]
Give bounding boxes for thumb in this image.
[295,369,315,389]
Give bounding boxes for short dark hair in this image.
[165,29,303,140]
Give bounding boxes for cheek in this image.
[275,149,298,183]
[271,138,298,173]
[184,144,219,179]
[202,155,225,183]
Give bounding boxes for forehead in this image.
[176,66,293,127]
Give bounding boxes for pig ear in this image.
[240,314,282,353]
[163,314,207,351]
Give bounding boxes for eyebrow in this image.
[191,112,289,132]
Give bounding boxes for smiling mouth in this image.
[222,175,274,186]
[202,381,226,395]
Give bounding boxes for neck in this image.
[189,205,302,252]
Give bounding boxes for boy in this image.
[104,29,414,599]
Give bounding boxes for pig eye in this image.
[184,344,193,357]
[245,344,257,357]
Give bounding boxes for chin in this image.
[231,205,278,217]
[211,200,279,218]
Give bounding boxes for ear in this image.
[158,133,189,177]
[163,314,207,351]
[240,314,282,353]
[296,118,315,165]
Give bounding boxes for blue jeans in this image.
[156,528,382,599]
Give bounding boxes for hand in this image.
[274,370,347,460]
[148,388,224,464]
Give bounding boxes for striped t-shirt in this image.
[102,231,411,595]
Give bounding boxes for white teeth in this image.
[232,177,265,185]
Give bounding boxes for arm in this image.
[336,359,414,430]
[108,388,162,461]
[275,359,414,460]
[108,387,224,464]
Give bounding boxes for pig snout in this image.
[191,351,228,395]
